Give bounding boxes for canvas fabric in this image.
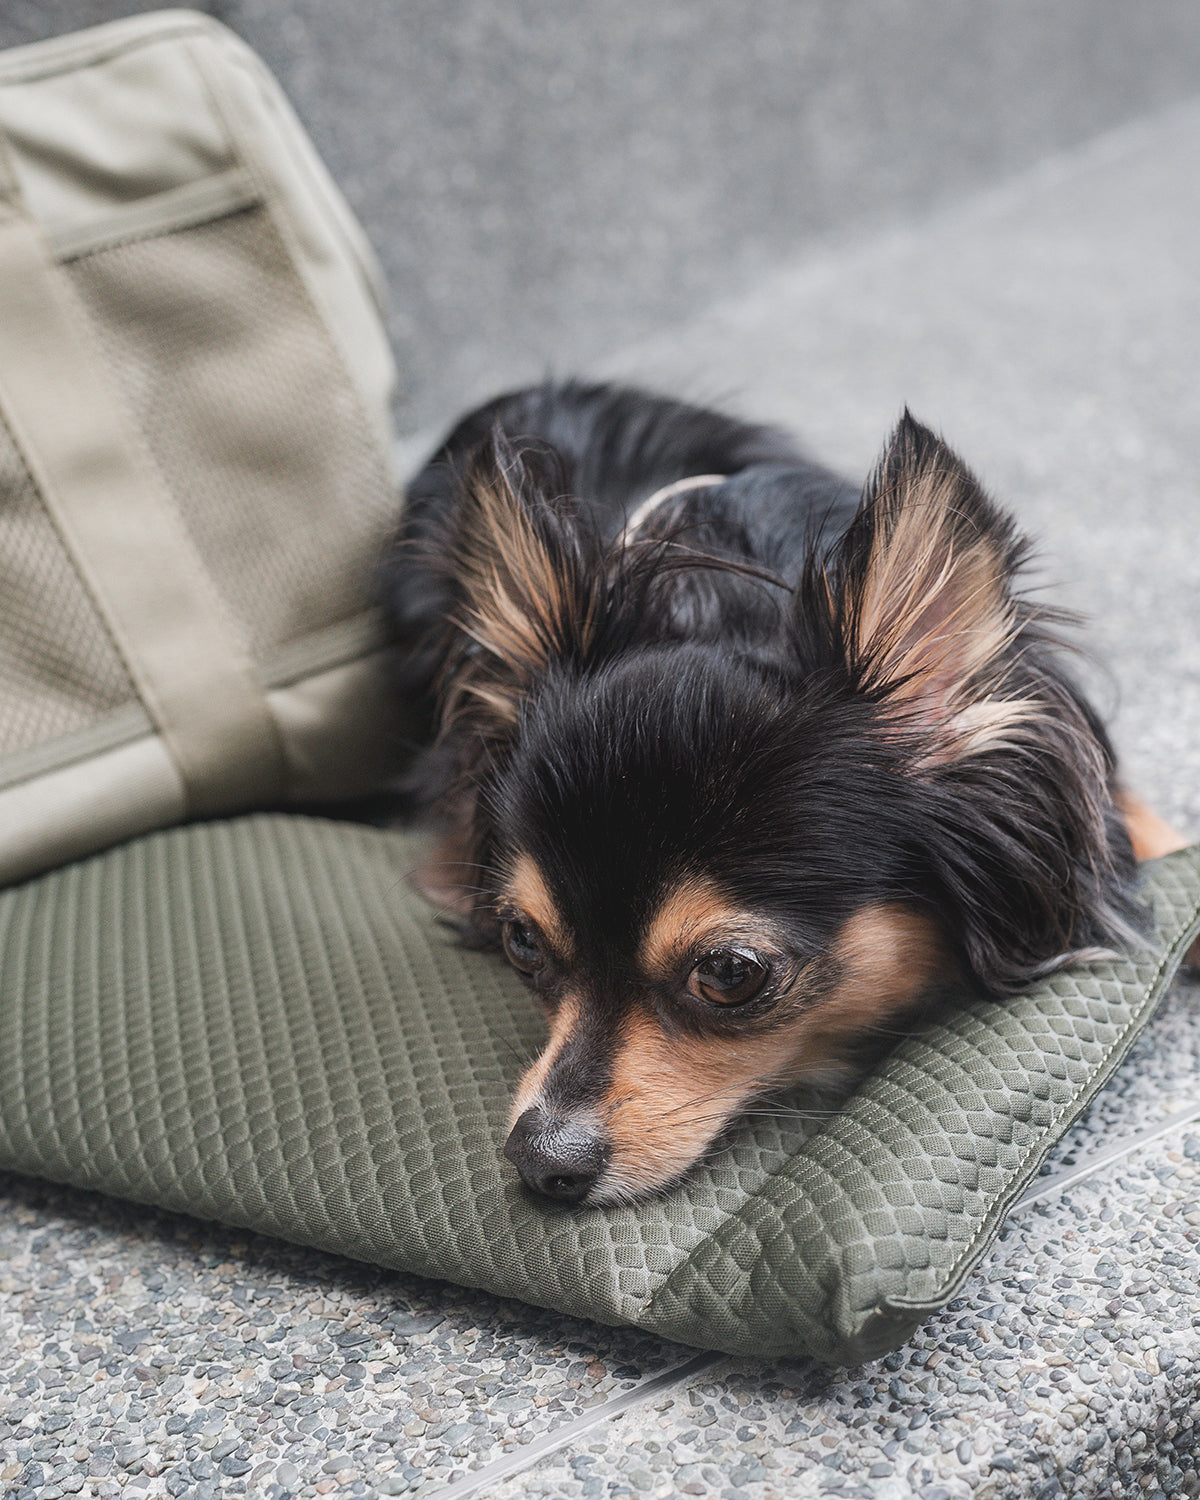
[0,10,410,885]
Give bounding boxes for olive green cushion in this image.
[1,815,1197,1365]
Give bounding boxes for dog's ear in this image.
[441,432,601,731]
[815,413,1035,764]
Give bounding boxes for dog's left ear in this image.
[442,433,601,731]
[819,413,1033,763]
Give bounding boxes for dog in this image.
[381,379,1187,1207]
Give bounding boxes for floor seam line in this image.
[1013,1098,1200,1211]
[421,1350,723,1500]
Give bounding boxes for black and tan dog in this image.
[381,380,1185,1207]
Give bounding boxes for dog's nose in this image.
[503,1107,608,1203]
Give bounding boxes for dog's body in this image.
[382,380,1169,1207]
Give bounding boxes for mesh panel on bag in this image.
[66,206,397,660]
[0,417,137,757]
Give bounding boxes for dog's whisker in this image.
[622,1104,835,1139]
[477,1016,537,1071]
[649,1083,759,1122]
[728,1107,838,1122]
[419,859,492,875]
[606,1074,810,1128]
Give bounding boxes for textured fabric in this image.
[0,12,405,886]
[0,193,288,812]
[68,207,397,659]
[0,815,1196,1365]
[0,416,136,759]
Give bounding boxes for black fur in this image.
[379,379,1150,1203]
[381,379,1140,1003]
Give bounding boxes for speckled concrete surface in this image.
[3,68,1200,1500]
[0,1188,690,1498]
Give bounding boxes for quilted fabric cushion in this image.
[0,815,1196,1365]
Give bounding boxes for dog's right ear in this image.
[440,432,602,733]
[800,413,1035,767]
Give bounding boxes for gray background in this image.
[2,5,1199,1499]
[4,2,1200,432]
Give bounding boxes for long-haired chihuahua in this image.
[381,380,1184,1207]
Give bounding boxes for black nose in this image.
[503,1107,609,1203]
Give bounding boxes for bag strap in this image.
[0,138,286,815]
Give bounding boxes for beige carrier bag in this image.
[0,9,407,885]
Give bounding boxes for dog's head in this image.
[415,417,1138,1205]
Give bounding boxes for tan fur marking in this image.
[938,696,1039,764]
[851,471,1035,765]
[506,994,582,1128]
[1118,792,1199,968]
[1119,789,1190,862]
[637,876,775,980]
[592,903,952,1201]
[447,674,520,729]
[855,480,1016,705]
[460,472,567,670]
[599,1010,787,1202]
[445,460,598,730]
[504,853,575,965]
[800,905,950,1055]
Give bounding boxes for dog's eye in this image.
[687,948,771,1006]
[502,917,544,975]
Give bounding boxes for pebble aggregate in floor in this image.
[0,1195,685,1500]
